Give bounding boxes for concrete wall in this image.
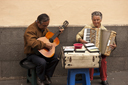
[0,26,128,79]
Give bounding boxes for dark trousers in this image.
[27,54,59,81]
[89,55,107,81]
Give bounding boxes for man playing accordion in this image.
[76,11,116,85]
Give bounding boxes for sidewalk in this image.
[0,71,128,85]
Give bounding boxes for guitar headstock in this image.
[61,20,69,29]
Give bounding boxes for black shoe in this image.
[37,77,45,85]
[37,77,51,85]
[101,80,109,85]
[45,75,52,84]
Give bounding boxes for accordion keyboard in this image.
[83,28,90,42]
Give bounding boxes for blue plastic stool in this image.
[67,68,90,85]
[93,68,100,76]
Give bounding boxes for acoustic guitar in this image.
[37,20,69,58]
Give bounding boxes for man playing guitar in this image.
[24,13,64,85]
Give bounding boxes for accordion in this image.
[83,28,117,56]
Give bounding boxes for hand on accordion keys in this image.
[79,38,88,44]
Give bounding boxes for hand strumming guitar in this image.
[45,43,53,50]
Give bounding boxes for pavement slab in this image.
[0,71,128,85]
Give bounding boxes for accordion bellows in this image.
[84,28,117,56]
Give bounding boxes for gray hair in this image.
[37,13,50,24]
[91,11,102,19]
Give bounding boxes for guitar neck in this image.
[49,20,68,43]
[50,30,61,41]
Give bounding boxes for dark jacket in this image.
[24,21,49,54]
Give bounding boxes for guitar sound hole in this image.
[44,47,50,52]
[49,38,53,43]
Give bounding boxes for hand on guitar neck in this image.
[59,28,64,34]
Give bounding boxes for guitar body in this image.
[37,32,60,58]
[37,20,69,58]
